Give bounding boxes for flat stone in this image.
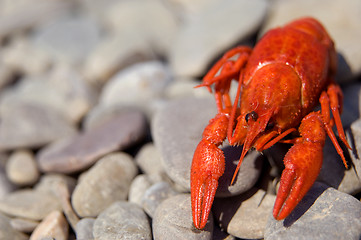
[6,149,39,186]
[0,102,76,150]
[213,188,276,239]
[75,218,95,240]
[260,0,361,82]
[0,189,62,220]
[0,213,28,240]
[29,210,68,240]
[93,201,152,240]
[169,0,268,77]
[37,110,146,173]
[10,218,39,233]
[265,182,361,240]
[71,152,138,217]
[31,15,101,66]
[153,194,213,240]
[152,97,263,194]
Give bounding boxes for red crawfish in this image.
[191,17,351,229]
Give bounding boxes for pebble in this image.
[37,110,146,173]
[75,218,95,240]
[169,0,268,77]
[71,152,138,217]
[6,149,39,186]
[0,213,28,240]
[153,194,213,240]
[128,174,152,207]
[98,61,173,116]
[10,217,39,233]
[152,97,262,195]
[29,210,68,240]
[0,189,62,220]
[265,182,361,240]
[141,181,179,217]
[31,15,101,66]
[93,201,152,240]
[213,188,276,239]
[0,102,76,150]
[135,143,165,178]
[261,0,361,81]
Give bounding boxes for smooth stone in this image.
[152,97,215,189]
[152,97,263,194]
[340,83,361,126]
[104,0,178,55]
[164,78,210,100]
[141,181,179,217]
[0,154,18,199]
[71,152,138,217]
[32,15,101,66]
[82,31,156,85]
[10,217,39,233]
[213,188,276,239]
[0,213,28,240]
[93,201,152,240]
[260,0,361,82]
[169,0,268,77]
[153,194,213,240]
[128,174,152,207]
[135,143,165,177]
[0,102,76,150]
[34,174,77,197]
[29,210,68,240]
[37,110,146,173]
[0,0,72,41]
[265,182,361,240]
[0,189,62,220]
[6,149,39,186]
[75,218,95,240]
[99,61,172,113]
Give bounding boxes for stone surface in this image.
[29,210,68,240]
[213,188,276,239]
[265,182,361,240]
[0,189,62,220]
[93,201,152,240]
[6,149,39,186]
[128,174,152,207]
[0,102,76,150]
[141,181,179,217]
[152,97,263,194]
[10,218,39,233]
[32,15,101,66]
[260,0,361,81]
[170,0,268,77]
[71,152,138,217]
[76,218,95,240]
[153,194,213,240]
[37,110,146,173]
[0,213,28,240]
[135,143,165,178]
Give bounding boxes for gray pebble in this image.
[141,181,179,217]
[265,182,361,240]
[72,152,138,217]
[170,0,268,77]
[76,218,95,240]
[0,102,76,150]
[128,174,153,207]
[0,189,62,220]
[213,188,276,239]
[37,110,146,173]
[153,194,213,240]
[6,149,39,186]
[93,201,152,240]
[135,143,165,178]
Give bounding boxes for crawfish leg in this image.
[191,113,229,229]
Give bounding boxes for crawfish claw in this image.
[273,141,323,220]
[191,139,225,229]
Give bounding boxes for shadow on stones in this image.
[283,183,328,228]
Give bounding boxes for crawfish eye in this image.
[266,121,275,130]
[245,111,258,123]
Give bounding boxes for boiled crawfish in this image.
[191,17,351,229]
